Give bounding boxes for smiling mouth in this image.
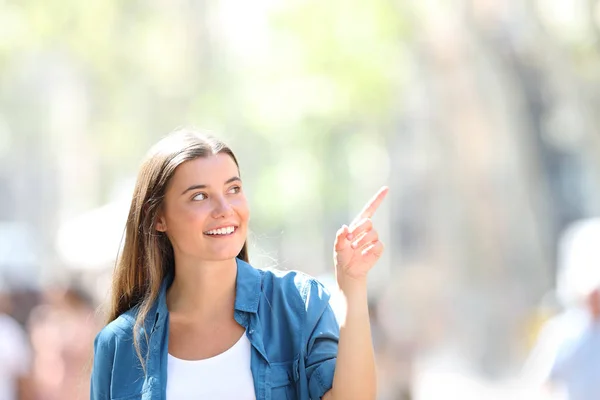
[203,226,238,236]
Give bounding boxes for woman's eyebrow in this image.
[181,176,241,195]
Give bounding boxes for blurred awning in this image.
[55,200,130,271]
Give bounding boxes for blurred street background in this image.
[2,0,600,399]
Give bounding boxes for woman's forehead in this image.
[171,154,239,187]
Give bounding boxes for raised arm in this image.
[323,186,388,400]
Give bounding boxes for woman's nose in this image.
[211,196,234,218]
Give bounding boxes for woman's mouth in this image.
[203,225,238,237]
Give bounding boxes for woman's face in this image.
[156,153,249,262]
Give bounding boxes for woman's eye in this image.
[228,186,241,194]
[192,192,207,201]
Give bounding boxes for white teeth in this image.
[205,226,235,235]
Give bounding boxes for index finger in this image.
[350,186,389,226]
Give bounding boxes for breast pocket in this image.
[270,361,297,400]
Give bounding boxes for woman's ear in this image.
[155,214,167,232]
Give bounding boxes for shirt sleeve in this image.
[303,279,339,399]
[90,327,117,400]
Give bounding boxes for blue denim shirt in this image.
[91,258,339,399]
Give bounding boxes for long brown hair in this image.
[106,128,248,368]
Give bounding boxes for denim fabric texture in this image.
[91,258,339,400]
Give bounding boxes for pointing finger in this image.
[351,186,389,226]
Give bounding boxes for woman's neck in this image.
[166,257,238,320]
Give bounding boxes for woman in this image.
[91,129,387,399]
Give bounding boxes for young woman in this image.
[91,129,388,399]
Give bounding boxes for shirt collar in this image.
[233,257,262,313]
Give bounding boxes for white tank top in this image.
[166,333,256,399]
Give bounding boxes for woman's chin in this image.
[202,246,245,261]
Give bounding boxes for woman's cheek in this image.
[182,204,210,225]
[232,196,249,214]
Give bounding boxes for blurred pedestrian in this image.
[28,284,98,400]
[523,218,600,400]
[0,281,33,400]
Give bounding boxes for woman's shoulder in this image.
[256,267,340,339]
[260,267,333,310]
[93,307,138,346]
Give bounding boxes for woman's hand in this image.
[333,186,388,287]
